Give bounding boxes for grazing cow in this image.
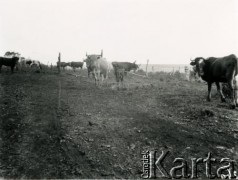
[57,62,70,70]
[111,61,139,76]
[0,56,19,73]
[26,60,42,70]
[84,51,110,85]
[69,61,84,72]
[190,54,238,108]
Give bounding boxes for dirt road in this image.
[0,71,237,178]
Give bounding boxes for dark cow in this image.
[69,61,84,72]
[84,51,110,86]
[111,61,139,75]
[190,54,238,108]
[0,56,19,73]
[26,60,42,70]
[111,61,139,85]
[114,67,125,87]
[57,62,70,70]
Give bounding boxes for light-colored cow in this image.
[84,50,110,86]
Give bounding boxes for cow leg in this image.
[0,65,2,73]
[207,82,212,102]
[235,87,238,107]
[215,82,226,102]
[11,66,14,73]
[228,80,236,109]
[234,77,238,107]
[101,74,104,87]
[93,73,97,85]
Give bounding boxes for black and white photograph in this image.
[0,0,238,179]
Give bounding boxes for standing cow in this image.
[0,56,20,73]
[69,61,84,72]
[57,62,70,71]
[26,60,42,70]
[111,61,139,75]
[84,50,110,86]
[111,61,139,87]
[190,54,238,109]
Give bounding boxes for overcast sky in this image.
[0,0,238,65]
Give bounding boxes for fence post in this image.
[58,52,61,74]
[146,59,149,77]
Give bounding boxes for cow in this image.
[26,60,42,70]
[69,61,84,72]
[111,61,139,76]
[57,62,70,70]
[0,56,20,73]
[113,67,125,87]
[84,50,110,86]
[190,54,238,109]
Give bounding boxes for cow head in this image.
[190,57,206,77]
[26,60,32,65]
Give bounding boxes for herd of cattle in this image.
[0,50,140,85]
[0,51,238,108]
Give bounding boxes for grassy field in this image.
[0,69,237,178]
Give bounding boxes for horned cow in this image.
[84,50,110,86]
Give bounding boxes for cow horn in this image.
[133,60,136,64]
[101,49,103,57]
[86,52,88,57]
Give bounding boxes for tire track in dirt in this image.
[0,74,96,178]
[0,74,28,177]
